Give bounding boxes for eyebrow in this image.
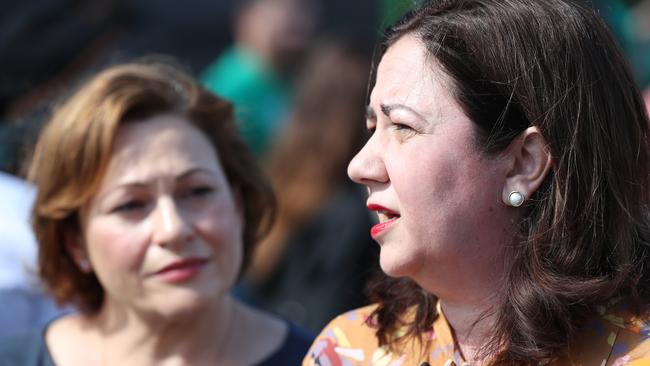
[380,103,427,121]
[365,103,427,121]
[99,168,215,198]
[176,167,214,181]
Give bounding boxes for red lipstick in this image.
[153,258,208,283]
[367,204,400,239]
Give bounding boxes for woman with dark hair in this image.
[0,61,312,365]
[304,0,650,365]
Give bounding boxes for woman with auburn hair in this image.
[0,61,312,365]
[304,0,650,365]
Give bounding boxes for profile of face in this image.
[72,114,244,317]
[348,35,514,294]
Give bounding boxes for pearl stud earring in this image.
[508,191,525,207]
[79,259,91,272]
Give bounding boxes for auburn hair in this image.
[29,61,275,314]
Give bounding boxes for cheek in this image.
[195,200,244,260]
[85,220,150,273]
[391,153,459,215]
[393,147,501,238]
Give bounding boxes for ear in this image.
[64,230,92,273]
[501,126,552,206]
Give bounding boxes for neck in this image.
[88,295,237,365]
[439,296,498,364]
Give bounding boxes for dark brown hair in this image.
[368,0,650,364]
[28,61,276,314]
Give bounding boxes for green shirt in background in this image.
[201,47,291,158]
[379,0,420,29]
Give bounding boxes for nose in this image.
[151,196,193,249]
[347,135,388,186]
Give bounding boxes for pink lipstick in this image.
[153,258,208,283]
[367,204,400,239]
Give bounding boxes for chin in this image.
[147,287,220,318]
[378,251,420,278]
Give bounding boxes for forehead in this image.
[104,114,222,182]
[371,34,456,116]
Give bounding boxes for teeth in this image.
[378,211,399,222]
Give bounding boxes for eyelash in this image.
[113,200,146,213]
[110,185,214,212]
[392,122,418,136]
[365,123,417,139]
[188,186,214,197]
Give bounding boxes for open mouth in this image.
[367,204,400,238]
[377,210,400,223]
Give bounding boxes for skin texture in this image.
[79,114,243,319]
[348,34,511,361]
[47,114,286,365]
[348,34,553,362]
[348,35,513,302]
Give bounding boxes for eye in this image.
[391,122,418,141]
[179,185,215,200]
[189,186,214,196]
[393,122,414,131]
[112,200,146,213]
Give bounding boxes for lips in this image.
[367,203,400,239]
[153,257,209,283]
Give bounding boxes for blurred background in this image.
[1,0,648,338]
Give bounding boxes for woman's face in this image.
[79,114,243,317]
[348,35,514,298]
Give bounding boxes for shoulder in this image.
[321,304,379,338]
[0,328,52,366]
[257,322,314,366]
[317,304,379,340]
[567,300,650,365]
[303,304,383,366]
[603,304,650,364]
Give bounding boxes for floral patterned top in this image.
[303,300,650,366]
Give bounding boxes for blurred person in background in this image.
[0,61,312,365]
[0,0,234,174]
[0,172,64,339]
[236,41,379,332]
[0,0,130,174]
[593,0,650,91]
[0,0,130,341]
[200,0,318,157]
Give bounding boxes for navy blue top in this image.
[0,321,313,365]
